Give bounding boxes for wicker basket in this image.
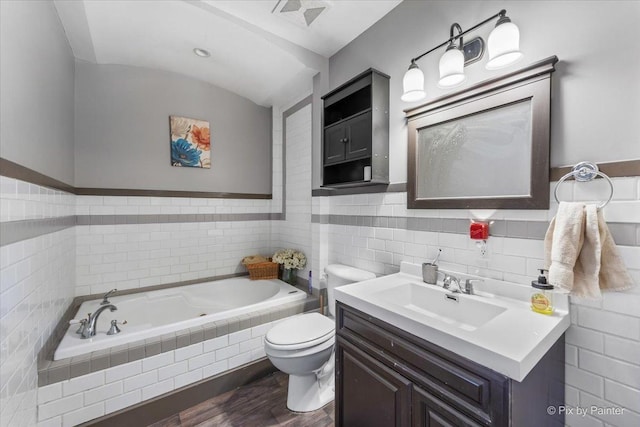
[244,261,279,280]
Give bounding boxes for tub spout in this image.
[82,304,117,339]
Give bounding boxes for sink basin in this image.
[369,282,506,331]
[334,262,570,381]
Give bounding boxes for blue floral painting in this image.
[170,116,211,168]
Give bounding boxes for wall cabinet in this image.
[335,303,565,427]
[322,69,389,187]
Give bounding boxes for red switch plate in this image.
[470,222,489,240]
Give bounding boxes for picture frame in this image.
[405,56,557,209]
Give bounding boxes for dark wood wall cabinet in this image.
[335,303,565,427]
[322,69,389,187]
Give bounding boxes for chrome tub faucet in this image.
[81,304,117,339]
[100,289,118,305]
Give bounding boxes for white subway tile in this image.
[83,381,123,406]
[37,383,62,405]
[566,344,578,366]
[105,361,142,383]
[565,365,603,396]
[123,370,158,393]
[141,379,174,401]
[250,323,271,339]
[202,360,228,378]
[142,352,174,372]
[174,369,203,389]
[578,307,640,340]
[188,353,215,371]
[228,352,251,369]
[62,371,104,397]
[203,335,228,353]
[604,380,640,413]
[105,390,141,414]
[36,416,62,427]
[566,325,605,353]
[579,391,640,427]
[38,395,84,421]
[174,343,203,362]
[228,329,251,345]
[158,361,188,381]
[215,344,239,361]
[61,402,104,427]
[604,335,640,365]
[239,337,263,354]
[579,349,640,388]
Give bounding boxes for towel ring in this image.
[553,161,614,210]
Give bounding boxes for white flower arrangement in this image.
[272,249,306,270]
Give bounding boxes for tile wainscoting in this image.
[310,177,640,427]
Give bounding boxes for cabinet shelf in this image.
[322,69,389,188]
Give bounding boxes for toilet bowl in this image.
[264,264,376,412]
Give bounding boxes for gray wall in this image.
[0,0,75,185]
[328,0,640,184]
[74,62,273,194]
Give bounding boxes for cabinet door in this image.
[337,337,411,427]
[413,386,483,427]
[345,111,372,161]
[324,125,346,165]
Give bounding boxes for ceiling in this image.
[53,0,402,107]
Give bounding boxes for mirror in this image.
[406,56,557,210]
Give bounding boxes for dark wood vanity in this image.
[335,302,565,427]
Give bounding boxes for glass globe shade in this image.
[438,46,466,88]
[401,65,426,102]
[486,21,523,70]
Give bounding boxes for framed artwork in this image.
[170,116,211,168]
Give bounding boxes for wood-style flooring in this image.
[149,371,335,427]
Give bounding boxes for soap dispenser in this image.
[531,269,554,315]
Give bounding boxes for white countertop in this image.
[335,262,570,382]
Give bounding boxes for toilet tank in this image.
[325,264,376,317]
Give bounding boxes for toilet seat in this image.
[265,313,335,351]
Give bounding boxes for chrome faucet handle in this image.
[442,275,452,289]
[107,319,126,335]
[464,279,483,295]
[443,274,462,292]
[101,289,118,305]
[75,318,88,335]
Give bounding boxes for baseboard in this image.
[80,358,277,426]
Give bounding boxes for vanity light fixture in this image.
[401,9,522,102]
[193,47,211,58]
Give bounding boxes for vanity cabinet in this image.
[335,302,565,427]
[322,69,389,187]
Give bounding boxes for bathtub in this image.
[54,277,307,360]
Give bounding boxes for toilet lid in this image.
[265,313,335,349]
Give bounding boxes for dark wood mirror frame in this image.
[406,56,558,209]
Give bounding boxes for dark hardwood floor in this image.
[149,372,335,427]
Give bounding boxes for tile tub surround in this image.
[36,299,318,426]
[37,295,318,386]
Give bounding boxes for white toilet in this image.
[264,264,376,412]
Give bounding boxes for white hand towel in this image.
[544,202,635,298]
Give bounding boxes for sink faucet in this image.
[443,275,481,295]
[82,304,117,339]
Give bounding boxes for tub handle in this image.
[75,319,88,335]
[107,319,127,335]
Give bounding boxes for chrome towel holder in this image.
[553,161,614,210]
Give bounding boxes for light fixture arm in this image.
[449,23,463,50]
[410,9,506,63]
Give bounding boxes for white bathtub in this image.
[54,277,307,360]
